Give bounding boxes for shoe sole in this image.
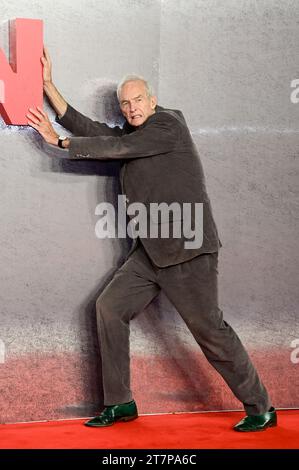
[84,414,138,428]
[120,414,138,423]
[234,421,277,432]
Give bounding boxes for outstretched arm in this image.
[26,108,181,157]
[68,114,180,159]
[42,46,68,118]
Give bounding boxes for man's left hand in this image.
[26,107,59,146]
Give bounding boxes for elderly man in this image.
[26,47,276,432]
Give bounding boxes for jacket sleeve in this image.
[55,103,123,137]
[67,113,181,160]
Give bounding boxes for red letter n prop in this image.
[0,18,43,125]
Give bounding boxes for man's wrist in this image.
[62,137,70,149]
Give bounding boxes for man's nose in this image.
[129,102,136,112]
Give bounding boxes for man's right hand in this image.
[41,46,52,86]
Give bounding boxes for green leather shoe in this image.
[234,407,277,432]
[84,400,138,427]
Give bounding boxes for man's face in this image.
[119,80,157,127]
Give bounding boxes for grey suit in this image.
[56,104,271,415]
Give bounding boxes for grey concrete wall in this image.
[0,0,298,423]
[157,0,299,407]
[159,0,299,342]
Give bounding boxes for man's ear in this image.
[150,95,158,109]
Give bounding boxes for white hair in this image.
[117,74,155,101]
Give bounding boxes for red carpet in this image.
[0,410,298,449]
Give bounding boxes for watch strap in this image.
[58,136,67,148]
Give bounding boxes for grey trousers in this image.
[96,239,271,415]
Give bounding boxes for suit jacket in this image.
[56,103,221,267]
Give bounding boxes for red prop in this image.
[0,18,43,125]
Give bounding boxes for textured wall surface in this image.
[0,0,298,423]
[157,0,299,411]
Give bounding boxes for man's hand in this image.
[26,106,59,146]
[41,45,68,118]
[41,46,52,85]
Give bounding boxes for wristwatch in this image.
[58,135,68,148]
